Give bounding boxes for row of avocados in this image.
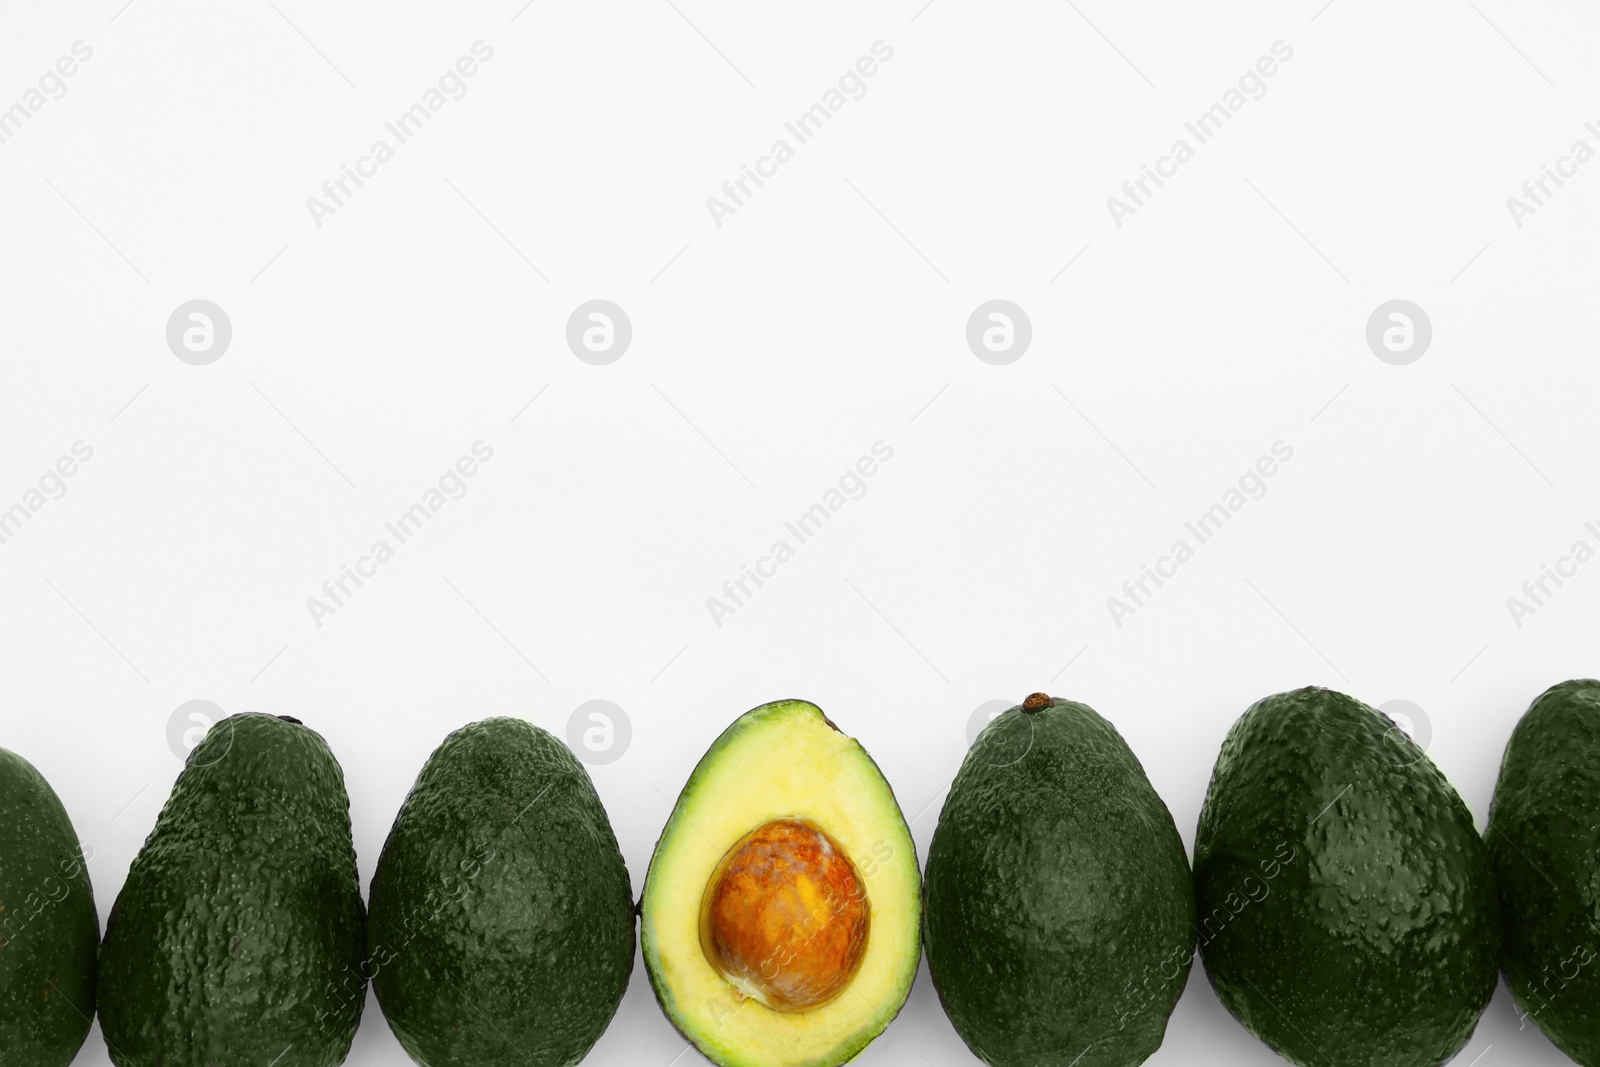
[3,683,1600,1067]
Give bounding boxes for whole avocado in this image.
[98,714,367,1067]
[367,717,635,1067]
[1490,679,1600,1063]
[0,748,98,1067]
[923,694,1195,1067]
[1194,687,1499,1067]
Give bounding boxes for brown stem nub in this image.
[1022,693,1051,712]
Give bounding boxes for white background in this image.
[3,1,1599,1064]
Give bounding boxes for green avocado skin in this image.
[1195,687,1499,1067]
[368,718,635,1067]
[923,697,1196,1067]
[0,748,98,1067]
[98,714,367,1067]
[1490,679,1600,1064]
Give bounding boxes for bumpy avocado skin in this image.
[98,714,367,1067]
[1490,679,1600,1063]
[368,717,635,1067]
[1194,687,1499,1067]
[923,697,1196,1067]
[0,748,98,1067]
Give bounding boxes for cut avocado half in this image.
[641,700,921,1067]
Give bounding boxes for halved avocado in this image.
[641,700,921,1067]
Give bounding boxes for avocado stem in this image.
[1022,693,1051,713]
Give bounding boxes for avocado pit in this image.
[699,817,870,1012]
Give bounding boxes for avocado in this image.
[1489,679,1600,1062]
[0,748,98,1067]
[98,713,367,1067]
[923,693,1195,1067]
[1194,687,1499,1067]
[367,717,634,1067]
[640,700,921,1067]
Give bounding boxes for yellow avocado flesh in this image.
[641,701,921,1067]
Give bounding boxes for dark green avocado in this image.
[367,717,635,1067]
[1194,687,1499,1067]
[0,748,98,1067]
[1490,679,1600,1063]
[923,693,1196,1067]
[98,713,367,1067]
